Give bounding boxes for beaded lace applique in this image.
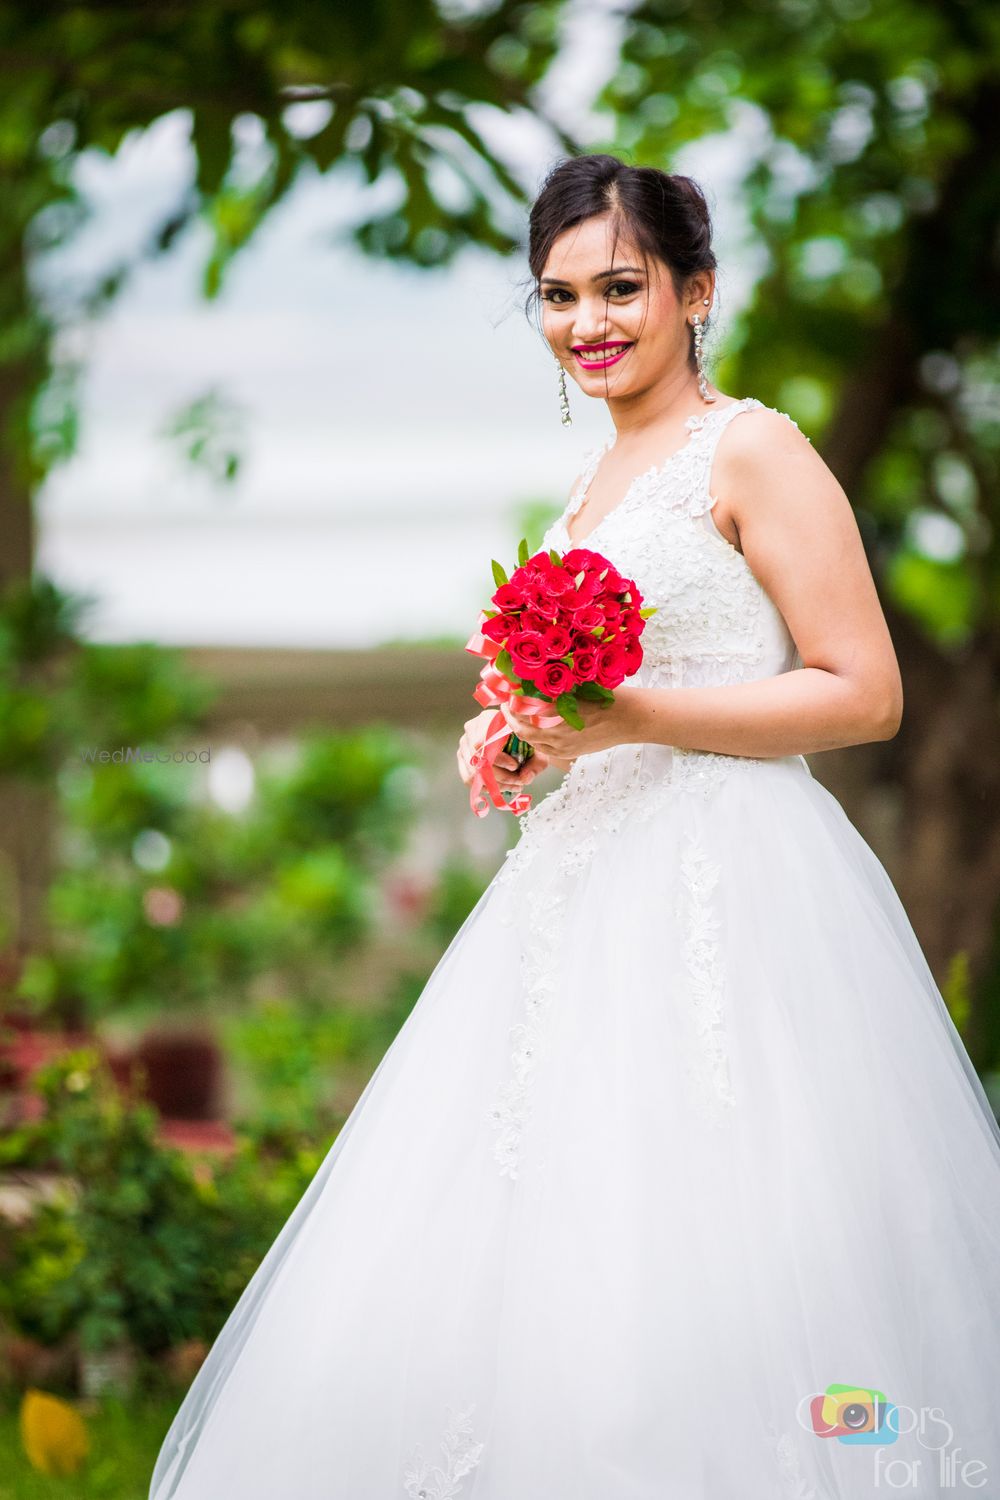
[676,831,736,1117]
[769,1424,819,1499]
[489,874,568,1179]
[402,1403,485,1499]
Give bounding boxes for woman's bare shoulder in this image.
[715,401,833,499]
[709,401,854,555]
[722,402,814,464]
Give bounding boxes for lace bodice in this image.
[496,397,808,887]
[547,396,801,694]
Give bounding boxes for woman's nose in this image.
[572,302,615,343]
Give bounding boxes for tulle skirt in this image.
[149,753,1000,1500]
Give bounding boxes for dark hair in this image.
[524,153,717,373]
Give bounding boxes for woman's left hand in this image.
[501,688,637,762]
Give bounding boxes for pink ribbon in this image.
[464,613,565,818]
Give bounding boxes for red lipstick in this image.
[571,341,633,371]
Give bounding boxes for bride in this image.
[150,153,1000,1499]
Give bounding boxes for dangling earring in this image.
[690,313,715,404]
[555,359,572,426]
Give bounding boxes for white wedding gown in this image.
[149,397,1000,1499]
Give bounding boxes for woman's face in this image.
[539,213,704,399]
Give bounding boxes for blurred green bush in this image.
[0,1050,330,1362]
[0,576,423,1026]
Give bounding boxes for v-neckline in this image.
[560,398,748,551]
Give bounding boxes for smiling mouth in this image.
[572,342,633,369]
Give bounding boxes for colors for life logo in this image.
[810,1384,898,1444]
[802,1384,989,1489]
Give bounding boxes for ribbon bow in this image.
[463,613,564,818]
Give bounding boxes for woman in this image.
[150,154,1000,1499]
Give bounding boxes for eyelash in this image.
[541,281,640,304]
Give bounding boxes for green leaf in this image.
[555,691,584,730]
[491,558,509,588]
[482,608,498,618]
[517,537,529,566]
[576,680,614,703]
[548,548,562,566]
[495,647,514,678]
[638,606,658,619]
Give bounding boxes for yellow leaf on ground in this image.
[19,1388,90,1476]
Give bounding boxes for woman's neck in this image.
[605,367,717,444]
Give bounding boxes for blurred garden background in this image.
[1,0,999,1492]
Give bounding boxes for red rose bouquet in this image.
[464,537,657,817]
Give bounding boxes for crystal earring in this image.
[556,360,572,426]
[691,314,715,404]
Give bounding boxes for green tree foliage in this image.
[601,0,1000,1033]
[2,0,572,525]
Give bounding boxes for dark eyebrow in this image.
[540,265,644,286]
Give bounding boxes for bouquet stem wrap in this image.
[464,614,564,819]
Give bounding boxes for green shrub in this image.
[0,1051,328,1357]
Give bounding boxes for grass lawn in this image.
[0,1395,178,1500]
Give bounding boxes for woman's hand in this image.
[500,691,636,762]
[456,708,554,792]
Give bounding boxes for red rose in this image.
[565,569,604,602]
[520,609,551,634]
[482,612,519,643]
[621,578,644,609]
[601,599,622,622]
[539,660,575,697]
[562,547,606,574]
[525,582,555,610]
[507,630,549,679]
[542,623,573,659]
[538,566,574,600]
[596,641,627,689]
[573,604,605,632]
[573,644,599,681]
[619,609,644,636]
[491,582,523,612]
[562,585,600,612]
[622,635,643,671]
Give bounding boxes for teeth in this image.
[576,344,630,362]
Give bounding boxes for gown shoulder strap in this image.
[682,397,805,516]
